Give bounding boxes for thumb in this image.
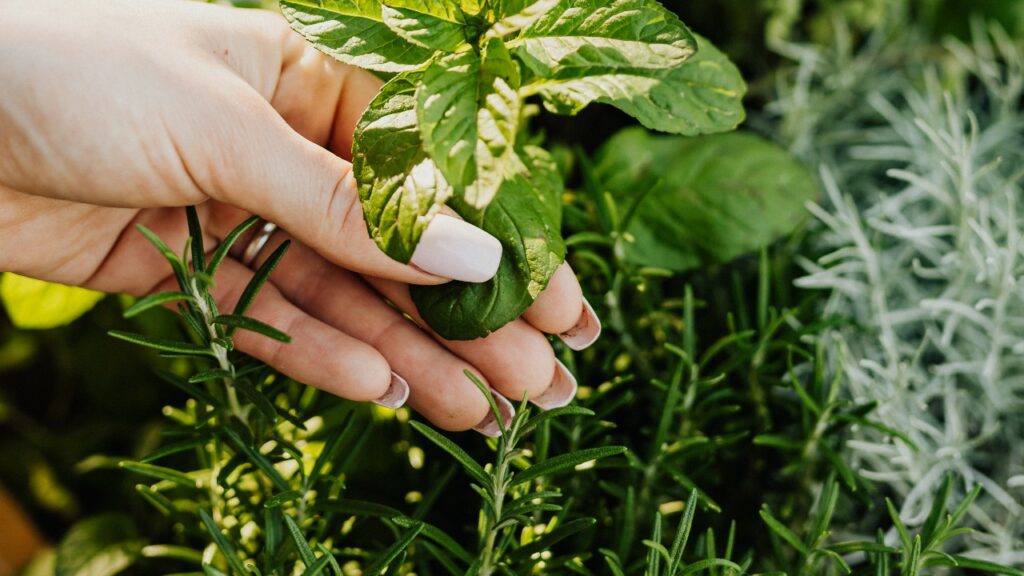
[201,91,502,285]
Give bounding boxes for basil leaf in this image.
[353,73,452,263]
[594,128,818,272]
[280,0,433,73]
[528,34,746,135]
[411,146,566,340]
[381,1,468,52]
[417,39,522,207]
[509,0,696,76]
[487,0,560,37]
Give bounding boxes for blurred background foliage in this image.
[2,0,1023,574]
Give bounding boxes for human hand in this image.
[0,0,600,434]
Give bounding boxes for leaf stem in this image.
[191,278,247,424]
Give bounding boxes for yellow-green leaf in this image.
[0,274,105,329]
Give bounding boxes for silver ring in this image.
[241,220,279,267]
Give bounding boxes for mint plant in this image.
[280,0,746,339]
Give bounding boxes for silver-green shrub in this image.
[775,9,1024,566]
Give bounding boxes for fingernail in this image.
[532,360,578,410]
[559,297,601,351]
[410,214,502,283]
[372,372,410,409]
[473,389,516,437]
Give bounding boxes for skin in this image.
[0,0,589,432]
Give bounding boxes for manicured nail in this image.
[410,214,502,283]
[532,360,578,410]
[558,297,601,351]
[372,372,410,409]
[473,390,516,437]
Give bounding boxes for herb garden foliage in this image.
[773,14,1024,567]
[89,211,635,576]
[7,2,1024,576]
[280,0,746,339]
[66,210,1021,576]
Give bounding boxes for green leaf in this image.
[300,555,332,576]
[941,555,1024,575]
[54,515,142,576]
[220,428,291,492]
[208,216,259,277]
[140,439,205,464]
[233,379,280,425]
[185,206,206,273]
[594,129,817,272]
[509,0,695,76]
[417,40,522,207]
[231,240,290,322]
[364,522,424,576]
[487,0,559,38]
[506,517,596,561]
[352,73,452,263]
[213,314,292,343]
[920,474,953,545]
[200,509,248,575]
[140,544,205,566]
[759,505,809,556]
[409,421,489,485]
[0,274,105,329]
[316,544,344,576]
[204,565,230,576]
[189,369,233,384]
[135,485,179,517]
[885,498,912,554]
[283,515,318,568]
[410,146,566,339]
[119,461,197,488]
[752,434,804,451]
[393,517,473,564]
[279,0,434,72]
[381,0,466,52]
[827,541,900,554]
[317,499,403,519]
[667,491,698,573]
[108,331,214,357]
[679,559,744,575]
[522,405,595,433]
[514,446,627,485]
[525,34,745,135]
[124,292,192,318]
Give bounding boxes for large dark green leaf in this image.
[528,34,746,135]
[411,146,565,340]
[594,128,817,271]
[353,73,452,263]
[280,0,434,72]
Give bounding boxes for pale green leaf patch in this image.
[381,0,468,52]
[280,0,434,72]
[525,34,746,135]
[353,73,453,263]
[417,40,523,208]
[508,0,696,76]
